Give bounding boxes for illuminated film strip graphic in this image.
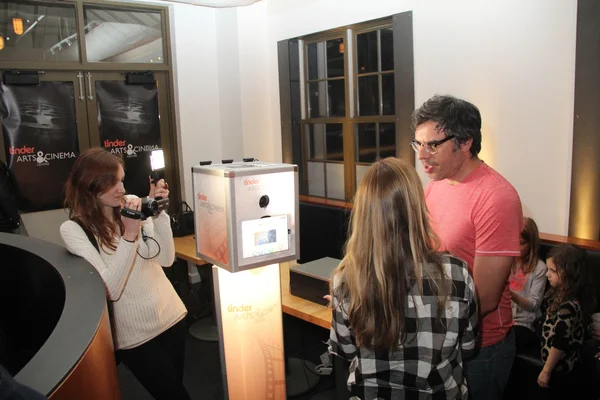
[214,234,228,265]
[258,337,285,399]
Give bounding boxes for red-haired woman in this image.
[60,148,190,400]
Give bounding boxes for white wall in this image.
[106,0,577,236]
[169,2,223,205]
[234,0,577,236]
[237,1,271,162]
[216,8,244,163]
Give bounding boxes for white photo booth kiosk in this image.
[192,161,299,400]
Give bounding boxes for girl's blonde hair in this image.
[330,157,449,351]
[516,217,540,275]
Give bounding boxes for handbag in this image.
[170,201,195,237]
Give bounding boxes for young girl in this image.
[328,157,478,399]
[537,244,591,391]
[509,217,547,352]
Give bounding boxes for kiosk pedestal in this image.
[192,160,299,400]
[213,264,286,400]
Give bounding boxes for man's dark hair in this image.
[412,95,482,157]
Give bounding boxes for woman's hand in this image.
[121,196,142,242]
[510,290,517,302]
[537,369,551,388]
[149,177,169,200]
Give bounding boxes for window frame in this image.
[279,12,414,202]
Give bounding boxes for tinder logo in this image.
[9,145,35,155]
[244,178,259,186]
[197,193,208,201]
[104,139,126,148]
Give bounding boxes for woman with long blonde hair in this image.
[328,157,478,399]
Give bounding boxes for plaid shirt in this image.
[329,254,478,400]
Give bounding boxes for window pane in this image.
[326,124,344,161]
[381,28,394,71]
[328,80,345,117]
[0,2,79,63]
[327,38,344,78]
[307,42,325,81]
[84,6,163,63]
[379,123,396,159]
[308,81,327,118]
[358,75,379,116]
[356,31,377,74]
[326,163,345,200]
[382,74,395,115]
[306,124,325,160]
[355,123,377,163]
[307,161,325,197]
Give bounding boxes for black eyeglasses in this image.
[409,135,456,154]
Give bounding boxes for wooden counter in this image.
[173,235,332,330]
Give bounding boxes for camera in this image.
[120,149,169,220]
[121,197,169,220]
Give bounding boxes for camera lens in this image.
[141,198,159,217]
[259,195,269,208]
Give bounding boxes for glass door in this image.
[0,70,90,212]
[83,71,175,199]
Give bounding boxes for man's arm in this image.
[473,255,513,317]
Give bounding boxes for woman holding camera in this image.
[60,148,190,400]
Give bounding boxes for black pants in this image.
[118,319,191,400]
[514,324,539,354]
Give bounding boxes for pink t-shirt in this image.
[425,162,523,347]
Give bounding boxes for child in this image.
[328,158,478,399]
[509,217,547,352]
[537,244,592,391]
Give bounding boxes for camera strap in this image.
[71,218,99,252]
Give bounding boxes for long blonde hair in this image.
[330,157,449,351]
[515,217,540,275]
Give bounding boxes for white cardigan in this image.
[60,212,187,350]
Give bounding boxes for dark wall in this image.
[569,0,600,239]
[299,202,350,263]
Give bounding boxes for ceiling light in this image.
[13,16,23,35]
[0,37,4,51]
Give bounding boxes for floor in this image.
[117,262,338,399]
[117,316,337,400]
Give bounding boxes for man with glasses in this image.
[411,95,523,400]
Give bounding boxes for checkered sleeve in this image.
[457,259,479,358]
[328,294,357,362]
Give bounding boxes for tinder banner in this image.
[96,81,161,198]
[0,81,79,212]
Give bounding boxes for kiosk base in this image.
[286,357,320,398]
[188,316,218,342]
